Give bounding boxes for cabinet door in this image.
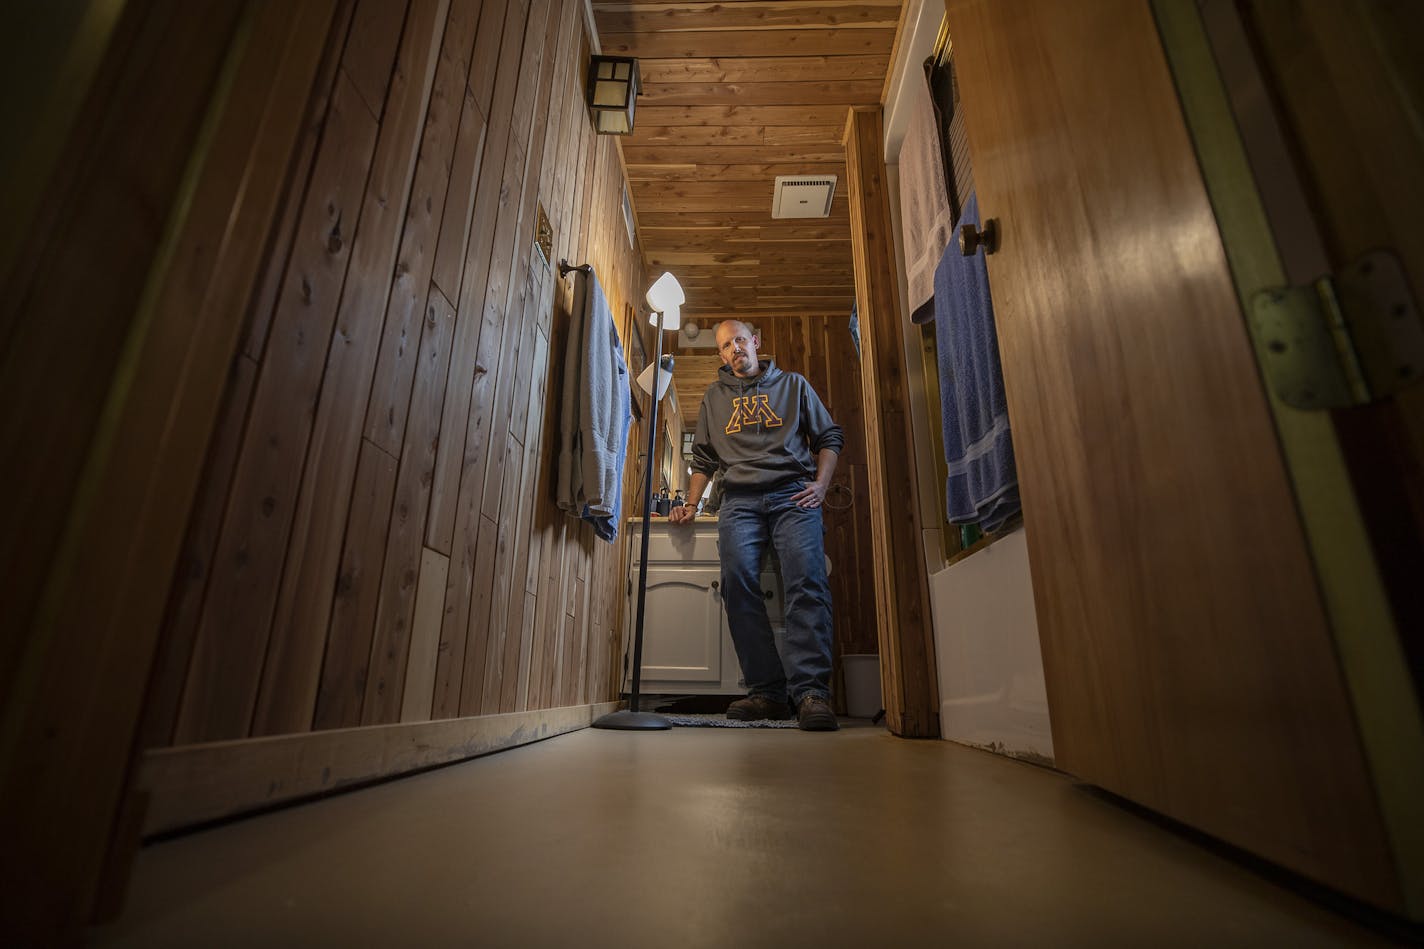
[637,566,723,682]
[946,0,1403,908]
[759,570,783,626]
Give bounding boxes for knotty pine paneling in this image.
[592,5,900,323]
[596,4,901,34]
[153,0,648,746]
[640,55,891,84]
[137,1,359,753]
[330,0,484,727]
[600,29,896,59]
[173,63,384,744]
[250,0,448,739]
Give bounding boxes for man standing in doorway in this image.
[669,320,843,731]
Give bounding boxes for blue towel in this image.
[933,192,1020,532]
[556,270,632,543]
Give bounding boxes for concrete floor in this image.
[94,722,1396,947]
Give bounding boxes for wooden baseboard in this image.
[138,702,621,836]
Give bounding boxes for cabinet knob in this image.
[762,589,774,600]
[710,580,719,590]
[960,218,1000,256]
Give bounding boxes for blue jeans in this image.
[717,482,833,705]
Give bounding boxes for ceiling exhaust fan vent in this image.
[772,174,837,219]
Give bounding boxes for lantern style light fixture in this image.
[587,55,641,135]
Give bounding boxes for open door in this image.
[946,0,1423,916]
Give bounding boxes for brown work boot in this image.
[796,694,839,731]
[725,694,792,721]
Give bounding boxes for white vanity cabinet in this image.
[623,519,783,695]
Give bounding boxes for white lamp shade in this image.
[649,304,680,331]
[636,357,674,401]
[645,272,684,331]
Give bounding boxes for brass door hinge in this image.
[1249,250,1423,409]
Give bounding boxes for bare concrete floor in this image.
[94,722,1395,947]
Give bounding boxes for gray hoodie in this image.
[690,358,844,492]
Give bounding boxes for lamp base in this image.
[591,708,672,730]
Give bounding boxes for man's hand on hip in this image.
[791,480,829,509]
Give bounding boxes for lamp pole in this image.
[592,310,672,730]
[628,313,662,713]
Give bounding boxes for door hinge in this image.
[1249,250,1424,409]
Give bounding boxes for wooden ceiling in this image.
[592,1,904,323]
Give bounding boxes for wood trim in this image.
[139,702,620,836]
[842,105,939,738]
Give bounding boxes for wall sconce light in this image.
[587,55,640,135]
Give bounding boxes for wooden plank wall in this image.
[661,379,688,494]
[1,2,343,937]
[0,0,250,707]
[145,0,648,748]
[759,316,879,663]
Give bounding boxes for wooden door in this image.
[1226,0,1424,700]
[945,0,1415,912]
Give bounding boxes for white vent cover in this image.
[772,174,837,219]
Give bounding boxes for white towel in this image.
[898,81,955,325]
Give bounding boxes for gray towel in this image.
[934,192,1020,532]
[556,269,631,542]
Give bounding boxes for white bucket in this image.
[842,654,882,718]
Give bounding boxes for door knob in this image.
[960,218,999,256]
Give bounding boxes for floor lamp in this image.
[593,272,685,731]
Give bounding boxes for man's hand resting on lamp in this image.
[671,471,709,525]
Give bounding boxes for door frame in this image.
[842,104,942,739]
